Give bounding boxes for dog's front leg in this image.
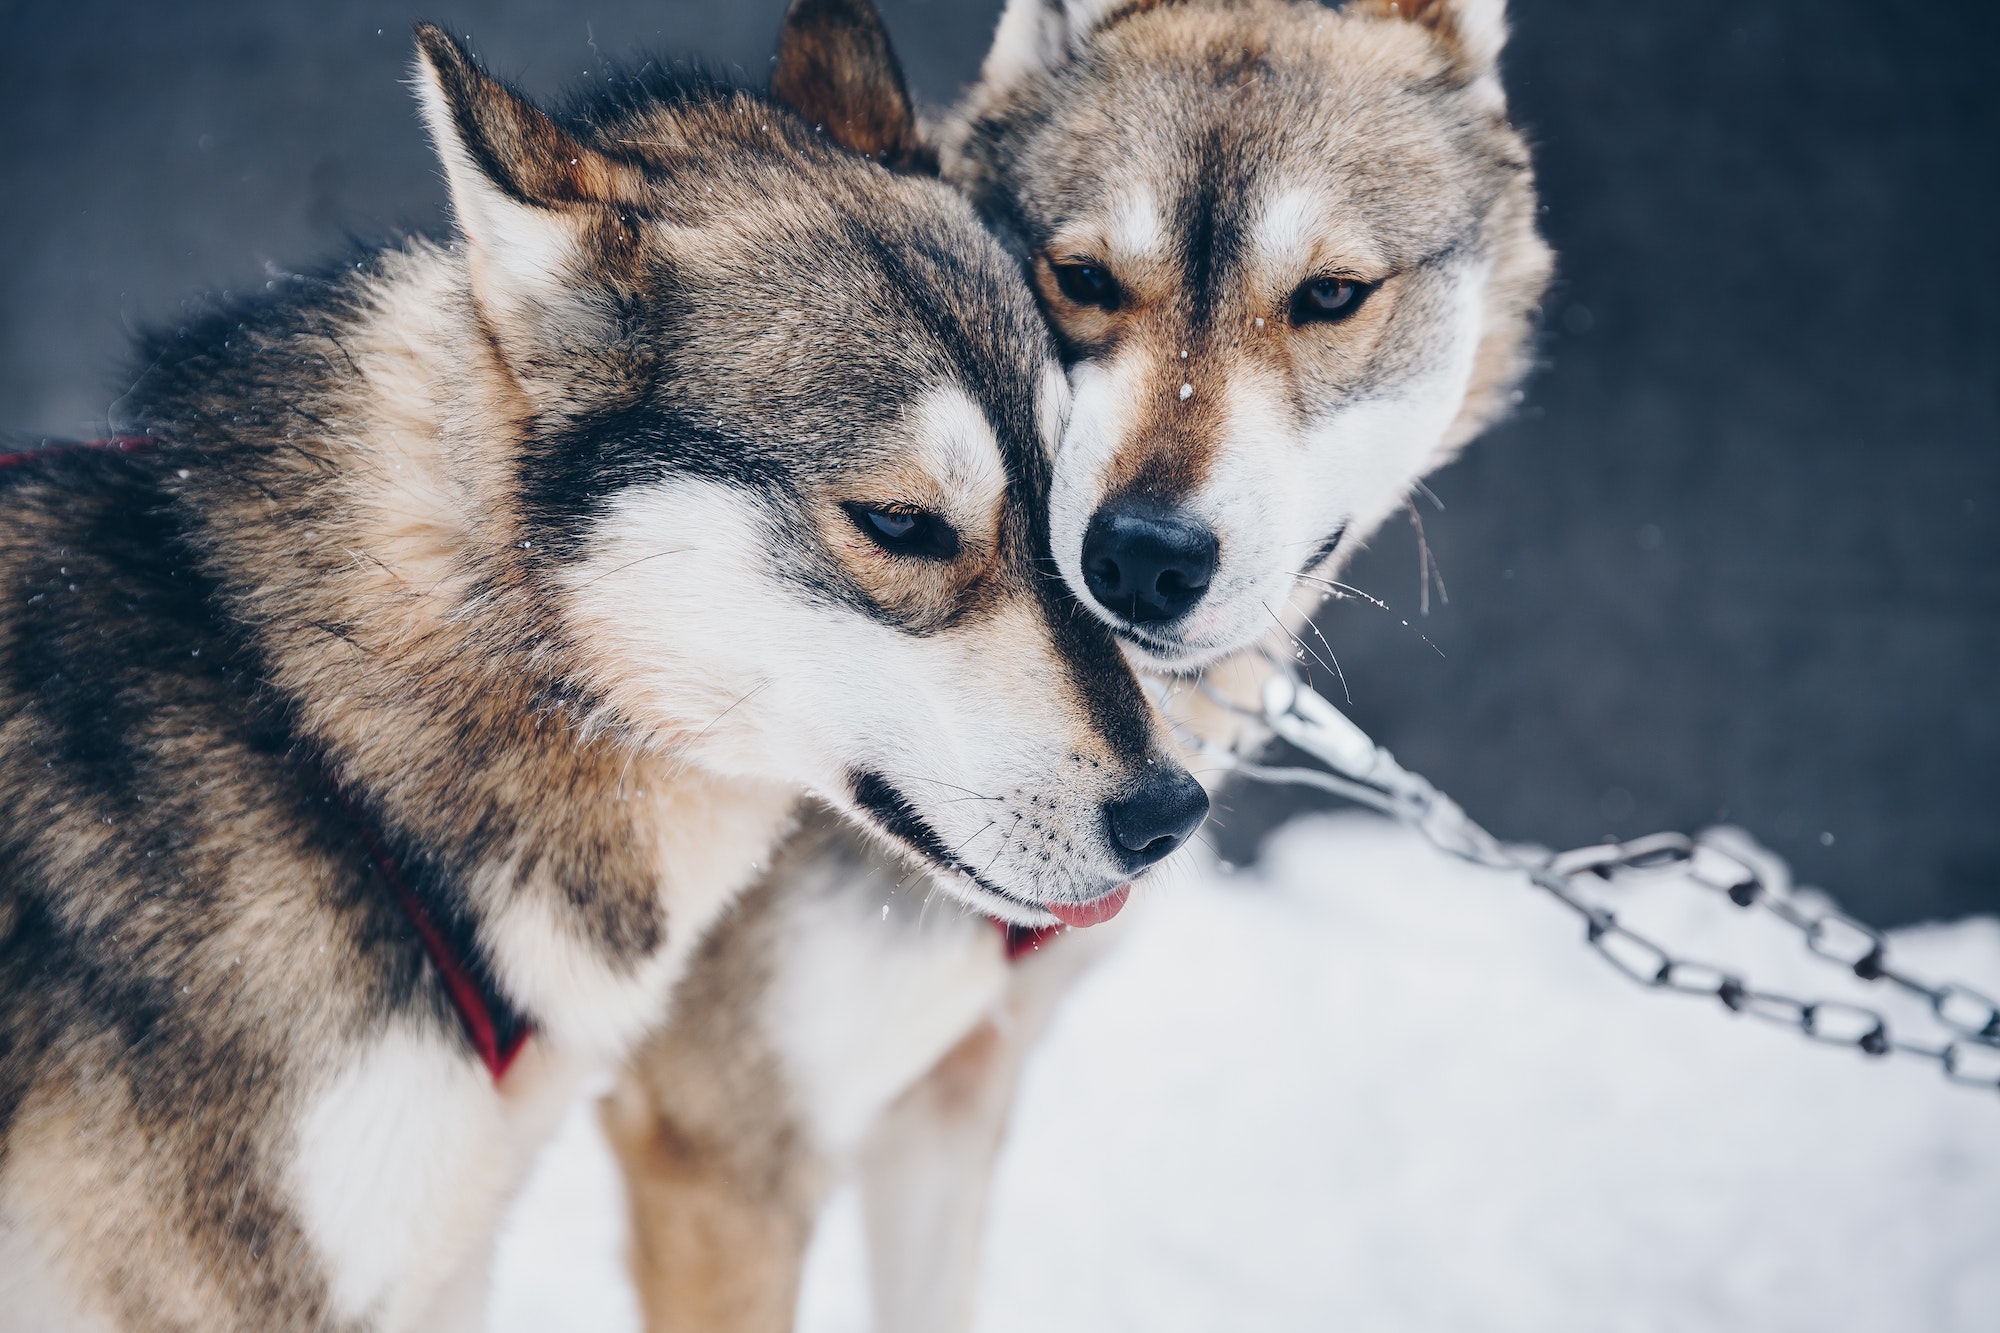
[612,810,1029,1333]
[601,1074,822,1333]
[857,923,1117,1333]
[602,875,829,1333]
[852,650,1270,1333]
[411,1240,494,1333]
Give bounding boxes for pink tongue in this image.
[1046,884,1131,929]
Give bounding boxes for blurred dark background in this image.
[1,1,1993,923]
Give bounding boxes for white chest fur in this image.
[480,776,800,1062]
[288,1027,592,1329]
[292,776,798,1327]
[764,875,1014,1162]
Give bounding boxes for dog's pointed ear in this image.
[412,24,648,377]
[1346,0,1509,79]
[977,0,1158,94]
[772,0,931,171]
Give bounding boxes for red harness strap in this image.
[346,809,532,1082]
[0,435,153,470]
[7,436,530,1083]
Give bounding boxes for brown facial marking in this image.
[1031,242,1171,358]
[1097,327,1227,508]
[817,462,1005,633]
[1033,254,1397,517]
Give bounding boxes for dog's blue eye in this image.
[843,503,961,560]
[868,509,917,540]
[1291,275,1372,325]
[1052,260,1120,309]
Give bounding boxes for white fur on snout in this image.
[1047,349,1145,617]
[1036,361,1073,461]
[1163,369,1296,651]
[560,465,1133,917]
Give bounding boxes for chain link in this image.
[1188,663,2000,1098]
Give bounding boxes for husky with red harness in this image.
[0,25,1202,1330]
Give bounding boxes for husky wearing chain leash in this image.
[0,24,1202,1330]
[610,1,1552,1329]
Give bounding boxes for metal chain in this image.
[1186,663,2000,1097]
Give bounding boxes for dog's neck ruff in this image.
[4,435,532,1084]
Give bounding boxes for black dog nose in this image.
[1103,768,1210,873]
[1081,502,1218,627]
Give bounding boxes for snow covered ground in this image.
[492,813,2000,1332]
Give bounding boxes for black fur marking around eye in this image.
[1290,275,1374,325]
[843,501,961,560]
[516,394,784,558]
[1052,261,1120,309]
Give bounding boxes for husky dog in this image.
[0,23,1204,1331]
[611,1,1552,1330]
